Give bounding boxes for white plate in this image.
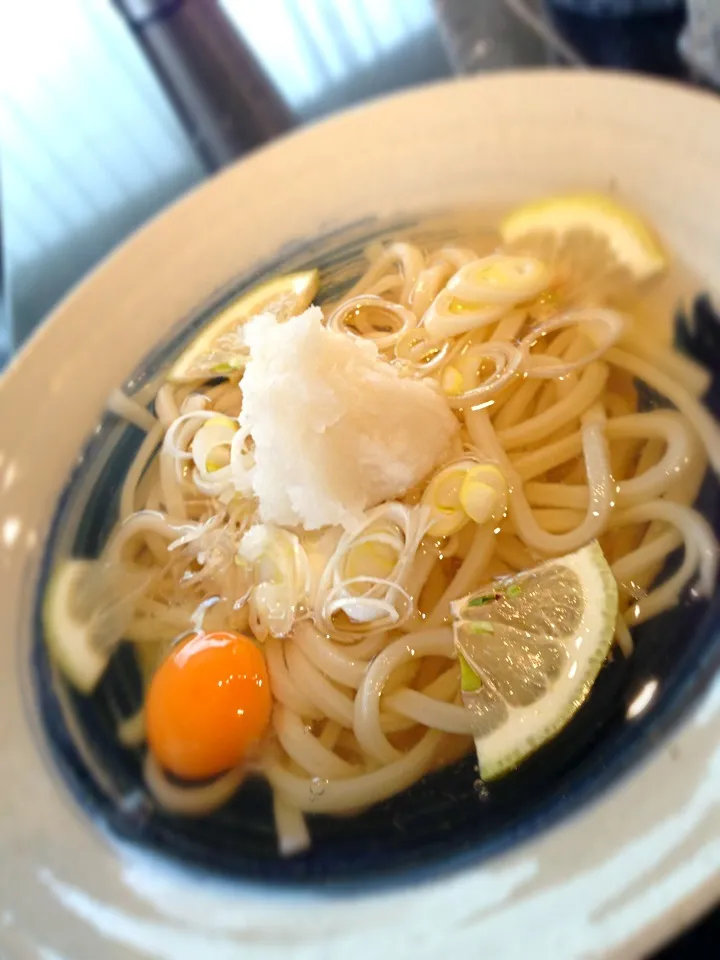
[2,71,720,960]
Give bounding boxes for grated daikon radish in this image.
[238,307,458,529]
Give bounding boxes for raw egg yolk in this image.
[146,631,271,781]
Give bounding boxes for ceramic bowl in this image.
[3,71,720,959]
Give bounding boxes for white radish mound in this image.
[240,307,459,529]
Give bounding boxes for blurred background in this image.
[0,0,717,955]
[2,0,718,359]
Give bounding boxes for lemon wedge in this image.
[168,269,319,383]
[500,194,667,281]
[452,541,617,780]
[44,560,112,692]
[44,559,148,693]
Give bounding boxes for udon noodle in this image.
[89,224,719,854]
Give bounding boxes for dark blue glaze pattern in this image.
[31,225,720,889]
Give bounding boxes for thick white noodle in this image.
[265,729,442,814]
[107,389,157,432]
[144,754,244,815]
[265,637,322,719]
[272,706,358,779]
[620,329,712,397]
[273,791,311,856]
[119,425,164,521]
[354,629,454,763]
[468,410,613,555]
[607,348,720,476]
[94,236,719,844]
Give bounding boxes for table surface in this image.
[0,1,717,956]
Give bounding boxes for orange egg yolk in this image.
[146,631,272,781]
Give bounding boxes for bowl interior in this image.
[32,211,720,888]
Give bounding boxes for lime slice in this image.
[500,194,667,282]
[168,269,319,383]
[43,559,147,693]
[451,541,618,780]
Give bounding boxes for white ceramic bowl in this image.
[3,71,720,959]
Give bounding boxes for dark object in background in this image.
[547,0,688,77]
[680,1,720,88]
[434,0,556,72]
[676,295,720,419]
[675,294,720,367]
[111,0,293,171]
[0,168,8,365]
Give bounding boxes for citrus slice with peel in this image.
[168,269,319,383]
[500,194,667,282]
[451,541,618,780]
[43,559,149,693]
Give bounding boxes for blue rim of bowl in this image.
[27,215,720,892]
